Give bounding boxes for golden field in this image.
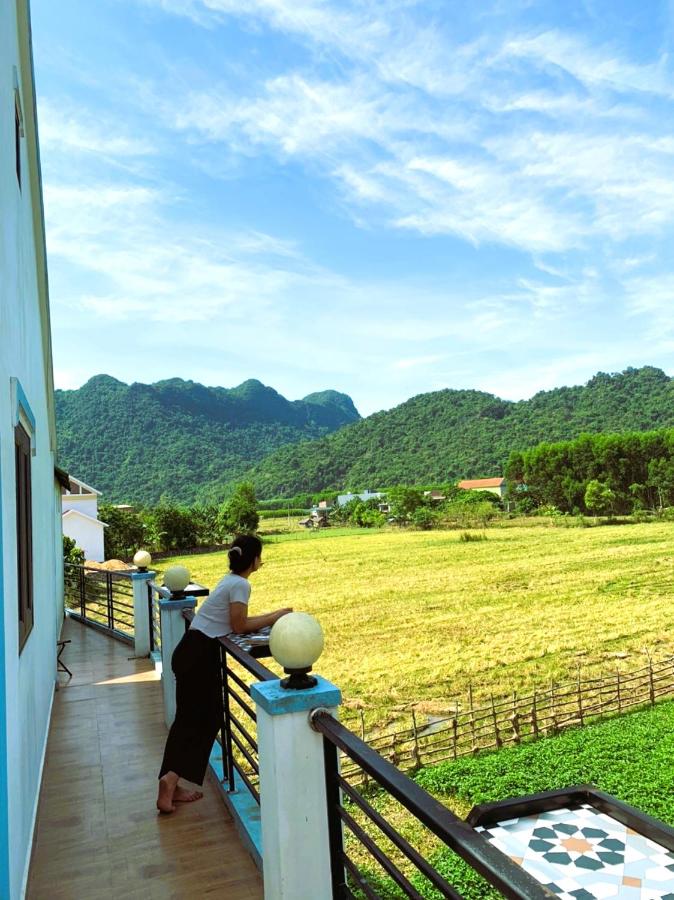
[164,520,674,725]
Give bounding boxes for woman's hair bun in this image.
[228,534,263,573]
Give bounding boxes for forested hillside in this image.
[243,367,674,497]
[55,376,360,504]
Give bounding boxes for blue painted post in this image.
[159,597,197,727]
[251,677,342,900]
[131,570,155,658]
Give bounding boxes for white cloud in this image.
[501,30,672,97]
[43,182,306,324]
[38,100,155,158]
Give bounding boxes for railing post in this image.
[250,677,342,900]
[106,572,113,629]
[79,565,85,617]
[131,570,155,658]
[219,645,235,790]
[159,597,197,727]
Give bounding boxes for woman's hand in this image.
[273,607,293,622]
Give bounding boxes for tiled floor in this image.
[27,617,263,899]
[477,804,674,899]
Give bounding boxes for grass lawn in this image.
[162,521,674,724]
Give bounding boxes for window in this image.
[15,423,33,650]
[15,99,21,188]
[14,77,24,190]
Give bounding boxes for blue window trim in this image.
[11,377,36,443]
[0,457,11,898]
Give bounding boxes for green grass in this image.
[164,520,674,725]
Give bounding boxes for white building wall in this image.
[61,493,98,517]
[0,2,61,897]
[62,512,105,562]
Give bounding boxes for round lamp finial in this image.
[133,550,152,571]
[270,612,324,690]
[163,565,191,594]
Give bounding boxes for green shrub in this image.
[63,535,84,566]
[458,531,487,542]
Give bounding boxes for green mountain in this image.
[243,366,674,497]
[55,375,360,505]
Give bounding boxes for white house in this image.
[61,475,107,561]
[336,489,384,507]
[0,3,64,896]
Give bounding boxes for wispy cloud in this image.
[130,0,674,260]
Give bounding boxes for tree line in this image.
[98,482,260,560]
[506,428,674,515]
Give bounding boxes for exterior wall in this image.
[61,492,98,517]
[62,512,105,561]
[0,2,61,897]
[461,485,504,498]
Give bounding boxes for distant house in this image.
[457,477,506,499]
[423,490,446,502]
[61,476,107,561]
[336,490,383,507]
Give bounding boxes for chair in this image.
[57,639,72,677]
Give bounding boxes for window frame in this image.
[15,422,34,651]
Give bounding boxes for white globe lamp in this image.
[133,549,152,572]
[270,612,324,690]
[163,565,191,595]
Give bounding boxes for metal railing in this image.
[312,712,552,900]
[181,608,276,803]
[217,635,276,803]
[64,562,134,642]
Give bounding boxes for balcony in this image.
[36,567,674,900]
[27,616,262,899]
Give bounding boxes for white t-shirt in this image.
[190,573,251,638]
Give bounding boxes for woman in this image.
[156,534,292,814]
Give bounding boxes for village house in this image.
[457,476,507,499]
[336,489,384,506]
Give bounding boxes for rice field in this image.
[164,520,674,726]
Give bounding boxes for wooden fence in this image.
[343,652,674,784]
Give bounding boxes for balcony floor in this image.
[27,616,263,899]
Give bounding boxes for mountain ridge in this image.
[55,376,360,504]
[241,366,674,497]
[56,366,674,504]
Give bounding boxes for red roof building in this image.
[457,477,506,498]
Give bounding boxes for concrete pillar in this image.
[131,570,155,658]
[159,597,196,727]
[250,677,342,900]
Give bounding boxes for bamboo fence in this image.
[343,652,674,785]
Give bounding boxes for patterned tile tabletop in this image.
[476,803,674,899]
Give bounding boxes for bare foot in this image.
[156,773,178,814]
[174,786,203,803]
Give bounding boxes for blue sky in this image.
[31,0,674,416]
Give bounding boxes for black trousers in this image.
[158,628,223,785]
